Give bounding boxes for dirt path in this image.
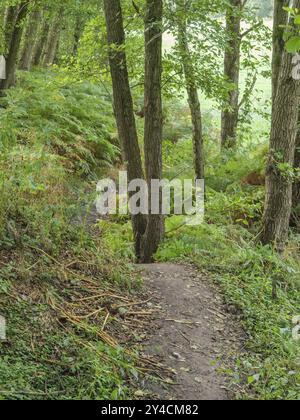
[139,263,244,401]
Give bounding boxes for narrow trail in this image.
[139,263,245,401]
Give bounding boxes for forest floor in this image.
[87,207,245,400]
[138,263,245,400]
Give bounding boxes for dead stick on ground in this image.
[165,319,195,325]
[76,308,104,319]
[112,298,152,309]
[102,312,110,331]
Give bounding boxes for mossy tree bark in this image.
[221,0,243,149]
[3,5,18,54]
[41,10,63,67]
[31,19,50,67]
[0,2,28,90]
[260,0,300,251]
[271,0,290,106]
[73,16,84,56]
[19,10,42,71]
[176,0,204,180]
[292,130,300,225]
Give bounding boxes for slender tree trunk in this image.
[176,0,204,179]
[221,0,242,149]
[31,20,50,67]
[19,10,42,71]
[42,12,62,67]
[73,16,83,56]
[103,0,147,260]
[0,10,5,53]
[141,0,164,263]
[260,0,300,251]
[187,85,204,179]
[272,0,289,105]
[3,6,18,54]
[0,2,28,90]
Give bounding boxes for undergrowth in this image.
[101,135,300,400]
[153,138,300,400]
[0,70,143,400]
[156,217,300,400]
[0,69,118,177]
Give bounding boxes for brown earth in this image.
[139,263,245,401]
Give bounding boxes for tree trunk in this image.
[103,0,147,260]
[260,0,300,251]
[176,0,204,180]
[31,20,50,67]
[0,2,28,90]
[19,10,42,71]
[292,129,300,225]
[141,0,164,263]
[3,6,18,54]
[42,12,62,67]
[221,0,242,149]
[73,16,83,56]
[272,0,289,106]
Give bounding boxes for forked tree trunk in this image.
[221,0,242,149]
[260,0,300,251]
[0,2,28,90]
[177,0,204,180]
[19,10,42,71]
[103,0,147,260]
[272,0,289,105]
[141,0,164,263]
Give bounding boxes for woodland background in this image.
[0,0,299,400]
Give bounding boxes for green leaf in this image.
[286,36,300,53]
[248,376,256,385]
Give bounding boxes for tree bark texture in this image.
[0,2,28,90]
[141,0,164,263]
[260,0,300,250]
[19,10,42,70]
[177,0,204,179]
[272,0,290,106]
[221,0,242,149]
[103,0,147,260]
[42,11,62,67]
